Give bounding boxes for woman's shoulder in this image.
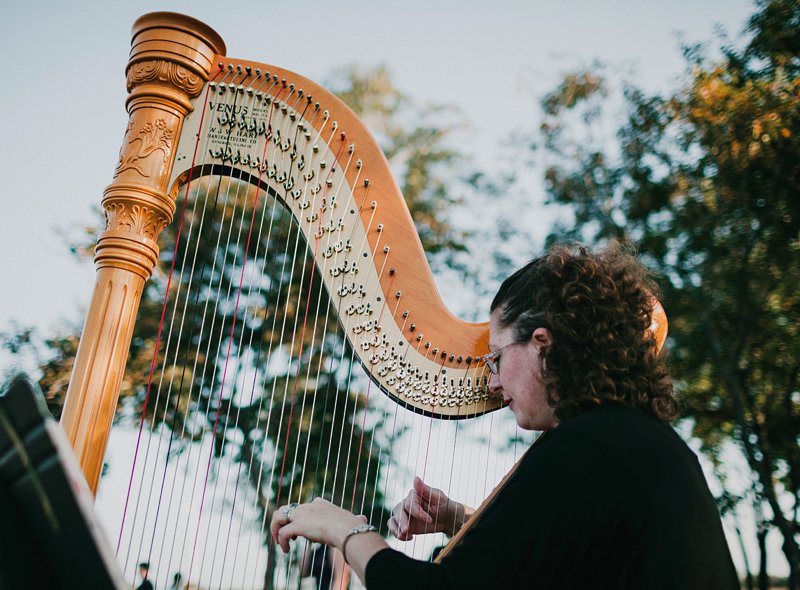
[524,401,689,472]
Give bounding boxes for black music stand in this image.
[0,377,126,589]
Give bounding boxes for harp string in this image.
[295,144,360,508]
[154,77,253,580]
[203,79,306,567]
[209,87,310,588]
[349,209,395,512]
[263,111,337,571]
[131,68,278,588]
[286,133,352,584]
[220,79,309,588]
[245,85,321,576]
[273,111,336,504]
[117,66,232,576]
[282,132,349,506]
[195,167,264,585]
[161,170,248,580]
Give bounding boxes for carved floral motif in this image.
[114,118,174,178]
[126,60,204,96]
[104,202,126,231]
[103,201,170,241]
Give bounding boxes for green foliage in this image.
[536,0,800,582]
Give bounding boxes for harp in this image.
[59,12,668,589]
[59,11,509,589]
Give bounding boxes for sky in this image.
[2,0,778,581]
[1,0,755,338]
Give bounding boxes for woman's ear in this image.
[531,327,553,351]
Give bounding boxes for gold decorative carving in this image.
[104,202,126,231]
[103,202,170,241]
[114,118,174,178]
[127,59,205,96]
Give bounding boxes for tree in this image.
[534,1,800,586]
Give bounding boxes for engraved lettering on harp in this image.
[114,118,175,178]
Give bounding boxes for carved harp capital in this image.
[126,60,205,97]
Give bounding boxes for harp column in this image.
[60,13,225,494]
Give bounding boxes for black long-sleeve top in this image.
[366,402,739,589]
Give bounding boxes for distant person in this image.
[136,562,154,590]
[170,571,183,590]
[271,243,741,589]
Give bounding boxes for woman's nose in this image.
[488,371,502,395]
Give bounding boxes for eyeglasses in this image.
[480,342,521,375]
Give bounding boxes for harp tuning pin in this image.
[410,323,416,331]
[255,68,262,77]
[315,102,320,111]
[457,355,463,363]
[384,246,390,253]
[246,87,254,95]
[290,83,295,91]
[349,144,355,154]
[313,144,319,153]
[433,347,438,354]
[449,354,455,361]
[389,267,396,275]
[282,78,287,87]
[356,159,363,169]
[245,66,252,74]
[417,335,423,341]
[395,291,401,298]
[324,109,330,118]
[425,341,431,348]
[340,131,346,140]
[264,71,270,79]
[364,179,370,187]
[320,160,326,168]
[466,356,473,363]
[227,64,234,71]
[210,82,217,89]
[217,62,224,69]
[298,89,304,97]
[403,310,409,318]
[236,65,243,73]
[371,201,377,209]
[272,74,279,82]
[332,121,339,130]
[377,223,384,231]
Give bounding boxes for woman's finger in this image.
[277,522,300,553]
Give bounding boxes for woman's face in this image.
[487,308,558,431]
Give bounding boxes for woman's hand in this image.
[270,498,388,585]
[270,498,363,553]
[388,477,469,541]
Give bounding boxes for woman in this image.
[271,243,739,589]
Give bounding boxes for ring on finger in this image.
[283,502,299,520]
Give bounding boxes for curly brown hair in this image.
[491,242,677,422]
